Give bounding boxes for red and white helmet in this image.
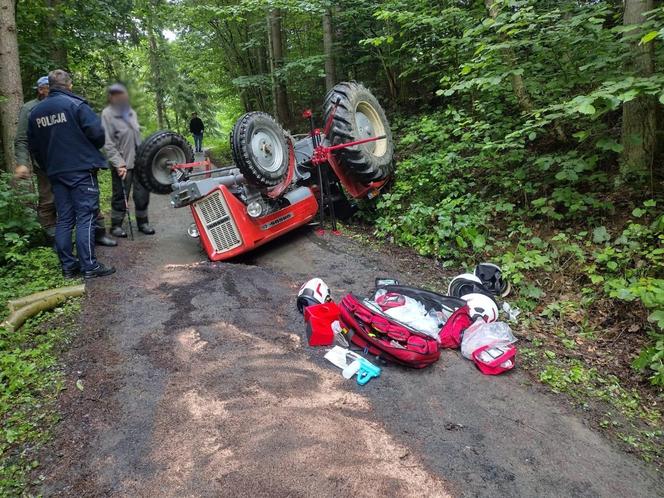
[461,293,499,323]
[297,278,331,313]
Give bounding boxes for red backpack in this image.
[371,284,472,350]
[339,289,471,369]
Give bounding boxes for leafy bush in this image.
[0,173,42,263]
[582,201,664,384]
[633,333,664,387]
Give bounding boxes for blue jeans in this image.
[50,171,100,272]
[193,133,203,152]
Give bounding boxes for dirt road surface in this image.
[37,195,663,497]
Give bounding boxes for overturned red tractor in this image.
[134,82,395,261]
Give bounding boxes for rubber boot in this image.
[95,226,118,247]
[137,217,155,235]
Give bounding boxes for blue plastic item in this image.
[355,357,381,385]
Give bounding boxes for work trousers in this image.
[111,168,150,225]
[34,167,57,233]
[50,170,100,272]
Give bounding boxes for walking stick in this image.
[121,178,134,240]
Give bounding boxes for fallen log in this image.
[7,285,85,312]
[2,284,85,333]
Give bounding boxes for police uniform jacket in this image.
[27,88,106,177]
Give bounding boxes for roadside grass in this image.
[0,249,80,495]
[98,170,113,217]
[0,300,79,495]
[522,345,663,463]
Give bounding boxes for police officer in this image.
[102,83,155,236]
[15,76,117,247]
[28,69,116,279]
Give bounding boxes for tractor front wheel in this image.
[135,131,194,194]
[323,82,394,184]
[231,112,289,188]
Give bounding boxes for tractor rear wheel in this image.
[135,131,194,194]
[323,82,394,183]
[231,112,289,188]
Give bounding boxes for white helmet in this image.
[297,278,331,313]
[448,273,486,297]
[461,293,498,323]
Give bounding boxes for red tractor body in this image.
[134,82,394,262]
[191,184,319,261]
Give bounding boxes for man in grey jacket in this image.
[102,83,155,236]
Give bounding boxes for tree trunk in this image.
[267,9,290,124]
[621,0,656,180]
[484,0,566,141]
[322,9,336,91]
[147,27,167,129]
[484,0,533,112]
[46,0,67,67]
[0,0,23,172]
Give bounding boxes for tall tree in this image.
[484,0,534,113]
[0,0,23,171]
[147,25,168,129]
[621,0,656,180]
[46,0,67,67]
[322,8,336,91]
[484,0,566,141]
[267,9,290,124]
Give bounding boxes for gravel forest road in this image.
[37,195,663,497]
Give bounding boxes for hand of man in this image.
[14,165,30,180]
[117,166,128,180]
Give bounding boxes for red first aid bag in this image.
[472,344,516,375]
[339,283,473,367]
[340,294,441,368]
[374,284,471,350]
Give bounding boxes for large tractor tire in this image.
[323,81,394,183]
[231,112,289,188]
[135,131,194,194]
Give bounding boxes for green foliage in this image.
[633,333,664,387]
[0,235,77,494]
[0,173,42,263]
[0,249,68,322]
[536,353,661,431]
[0,301,77,495]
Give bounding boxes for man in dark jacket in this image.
[15,76,116,247]
[189,112,204,152]
[28,69,116,279]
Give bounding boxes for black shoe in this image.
[138,223,155,235]
[110,226,127,238]
[96,234,118,247]
[84,263,116,279]
[63,267,81,279]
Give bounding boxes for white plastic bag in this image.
[461,321,517,359]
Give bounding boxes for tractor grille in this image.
[193,191,242,253]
